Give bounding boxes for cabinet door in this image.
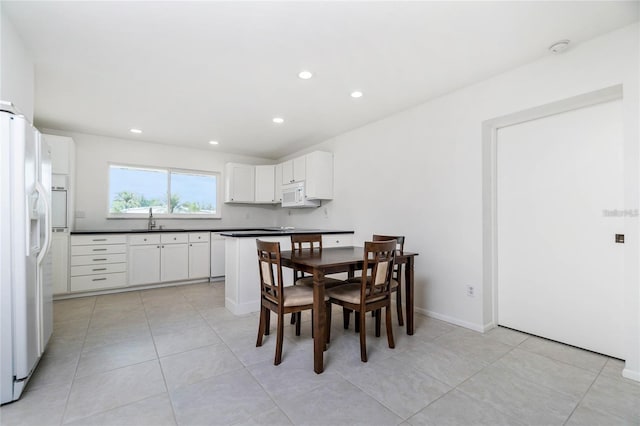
[305,151,333,199]
[210,234,225,277]
[189,242,210,279]
[274,164,283,203]
[129,244,161,285]
[225,163,255,202]
[293,156,306,182]
[44,134,73,175]
[281,160,293,184]
[161,243,189,282]
[52,234,69,294]
[255,165,275,203]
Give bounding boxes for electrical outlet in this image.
[466,285,475,297]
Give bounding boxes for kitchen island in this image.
[220,229,354,315]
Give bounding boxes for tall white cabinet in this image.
[44,134,75,296]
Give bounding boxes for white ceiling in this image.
[3,1,638,159]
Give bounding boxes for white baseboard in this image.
[416,307,491,333]
[225,298,260,316]
[622,368,640,382]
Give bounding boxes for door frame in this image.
[481,84,624,331]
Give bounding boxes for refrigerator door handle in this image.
[35,182,52,264]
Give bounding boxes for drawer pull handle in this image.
[92,239,107,242]
[92,248,107,251]
[93,258,107,261]
[92,278,107,282]
[92,268,107,271]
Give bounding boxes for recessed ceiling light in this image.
[350,91,363,98]
[298,70,313,80]
[208,140,219,145]
[130,128,142,134]
[272,117,284,124]
[549,39,570,54]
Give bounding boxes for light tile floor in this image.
[1,282,638,425]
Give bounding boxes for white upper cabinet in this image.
[281,156,306,185]
[305,151,333,200]
[225,150,333,205]
[255,165,277,203]
[274,163,283,203]
[44,134,74,175]
[224,163,255,203]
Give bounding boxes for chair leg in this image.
[256,306,266,347]
[375,309,381,337]
[295,312,301,336]
[265,309,271,335]
[359,310,367,362]
[355,313,360,333]
[326,302,332,343]
[274,312,284,365]
[290,313,296,325]
[396,285,404,327]
[386,305,395,349]
[343,308,351,329]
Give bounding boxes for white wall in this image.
[42,130,279,231]
[0,7,34,122]
[277,24,640,379]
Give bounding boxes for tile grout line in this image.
[141,286,181,426]
[58,296,96,425]
[561,357,609,426]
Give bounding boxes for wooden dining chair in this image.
[289,234,346,327]
[373,234,405,326]
[326,240,396,362]
[256,239,329,365]
[343,234,406,333]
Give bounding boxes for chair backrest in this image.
[290,234,323,251]
[360,240,397,306]
[290,234,323,281]
[372,234,405,255]
[256,239,284,305]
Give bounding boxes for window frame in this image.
[107,162,222,219]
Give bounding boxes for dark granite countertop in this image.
[218,229,354,237]
[70,227,354,237]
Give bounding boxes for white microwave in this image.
[281,182,320,208]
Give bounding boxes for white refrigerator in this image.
[1,102,53,404]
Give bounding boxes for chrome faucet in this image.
[147,208,157,230]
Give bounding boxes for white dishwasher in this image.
[210,233,225,278]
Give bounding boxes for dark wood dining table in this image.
[280,246,418,374]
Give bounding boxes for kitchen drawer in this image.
[129,234,161,245]
[70,253,126,266]
[189,232,210,243]
[71,244,127,256]
[323,234,353,248]
[70,272,127,292]
[72,234,127,246]
[161,233,188,244]
[71,263,127,277]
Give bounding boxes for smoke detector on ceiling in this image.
[549,39,570,54]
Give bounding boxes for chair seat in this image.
[296,276,346,288]
[346,277,399,289]
[326,283,386,305]
[282,285,328,307]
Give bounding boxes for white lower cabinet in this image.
[322,233,353,248]
[189,232,210,279]
[70,234,127,292]
[161,242,189,282]
[52,233,69,295]
[128,234,161,286]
